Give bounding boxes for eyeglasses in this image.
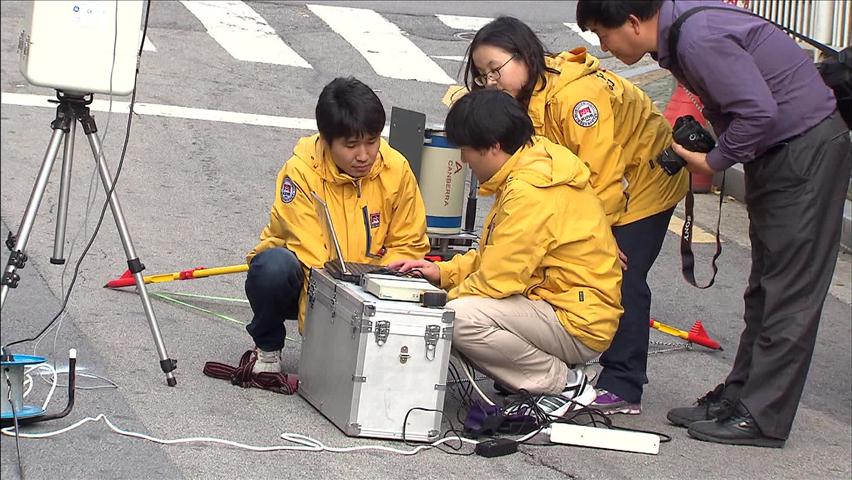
[473,55,516,87]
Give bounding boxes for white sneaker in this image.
[252,349,283,374]
[505,368,594,418]
[539,369,595,417]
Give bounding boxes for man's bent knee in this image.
[247,248,303,289]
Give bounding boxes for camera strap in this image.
[680,173,725,289]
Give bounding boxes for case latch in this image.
[307,280,316,308]
[424,325,441,361]
[374,320,390,346]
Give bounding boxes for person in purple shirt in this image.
[576,0,851,448]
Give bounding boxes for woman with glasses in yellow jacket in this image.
[460,16,689,415]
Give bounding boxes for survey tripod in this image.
[1,91,177,386]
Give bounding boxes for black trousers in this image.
[596,207,675,404]
[244,247,304,351]
[723,111,851,439]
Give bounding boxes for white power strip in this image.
[548,424,660,455]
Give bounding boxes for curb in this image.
[714,166,852,253]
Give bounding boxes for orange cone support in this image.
[650,318,723,350]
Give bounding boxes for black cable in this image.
[401,407,475,456]
[609,425,673,443]
[2,0,153,351]
[446,362,477,426]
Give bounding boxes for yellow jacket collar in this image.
[479,137,590,196]
[478,146,523,196]
[293,134,386,186]
[527,48,601,131]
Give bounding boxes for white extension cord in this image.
[547,423,660,454]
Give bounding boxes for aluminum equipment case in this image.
[299,268,454,442]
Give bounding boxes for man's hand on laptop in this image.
[387,259,440,285]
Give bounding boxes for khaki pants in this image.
[448,295,599,395]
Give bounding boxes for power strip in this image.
[548,424,660,455]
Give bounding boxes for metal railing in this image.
[733,0,851,50]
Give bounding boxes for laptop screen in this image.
[311,192,348,274]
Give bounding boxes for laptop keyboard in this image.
[346,262,380,276]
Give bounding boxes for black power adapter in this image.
[474,438,519,458]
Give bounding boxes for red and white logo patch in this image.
[369,212,381,229]
[572,100,599,128]
[280,177,296,203]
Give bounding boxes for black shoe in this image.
[687,402,785,448]
[493,381,513,396]
[667,383,735,427]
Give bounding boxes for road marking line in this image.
[143,35,156,52]
[668,216,718,243]
[431,55,466,62]
[307,4,454,84]
[564,22,600,46]
[435,14,493,30]
[179,0,311,68]
[0,92,391,136]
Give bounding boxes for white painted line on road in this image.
[307,4,455,85]
[564,22,600,47]
[143,35,156,52]
[179,0,311,68]
[431,55,466,62]
[435,14,492,31]
[0,92,391,136]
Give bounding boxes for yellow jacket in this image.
[529,48,689,226]
[247,134,430,331]
[437,137,623,352]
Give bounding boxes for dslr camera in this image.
[656,115,716,175]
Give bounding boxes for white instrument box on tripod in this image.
[19,1,144,95]
[299,268,454,442]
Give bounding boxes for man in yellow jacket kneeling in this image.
[245,77,430,375]
[391,89,623,416]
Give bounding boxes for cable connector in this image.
[474,438,518,458]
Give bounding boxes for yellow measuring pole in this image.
[105,264,249,288]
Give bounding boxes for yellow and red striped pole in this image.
[650,319,722,350]
[104,264,248,289]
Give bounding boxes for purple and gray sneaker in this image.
[591,389,641,415]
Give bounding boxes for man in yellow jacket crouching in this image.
[391,89,622,416]
[245,77,430,375]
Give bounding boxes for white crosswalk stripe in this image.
[178,0,312,68]
[307,3,455,85]
[565,22,600,47]
[435,14,493,31]
[142,35,156,52]
[431,56,467,62]
[143,3,603,83]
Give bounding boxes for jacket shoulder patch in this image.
[280,176,297,203]
[572,100,598,128]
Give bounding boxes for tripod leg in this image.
[1,129,66,308]
[50,121,76,265]
[83,124,177,386]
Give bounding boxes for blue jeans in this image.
[595,207,675,404]
[244,248,304,351]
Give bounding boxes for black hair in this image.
[576,0,663,30]
[315,77,385,142]
[445,89,534,155]
[463,16,560,107]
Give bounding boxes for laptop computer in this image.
[312,192,383,283]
